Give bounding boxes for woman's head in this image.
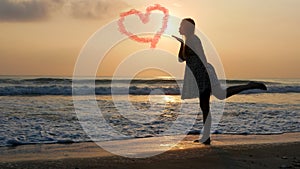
[179,18,195,36]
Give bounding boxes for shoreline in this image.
[0,133,299,169]
[3,131,298,148]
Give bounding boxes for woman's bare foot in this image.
[194,137,211,145]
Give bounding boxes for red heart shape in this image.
[118,4,169,48]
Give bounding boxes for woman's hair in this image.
[183,18,195,34]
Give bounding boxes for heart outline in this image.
[118,4,169,48]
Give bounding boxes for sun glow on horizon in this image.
[163,95,176,103]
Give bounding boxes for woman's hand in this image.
[172,35,184,43]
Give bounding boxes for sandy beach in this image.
[0,133,299,169]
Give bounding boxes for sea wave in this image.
[0,78,299,95]
[0,85,299,96]
[0,78,283,85]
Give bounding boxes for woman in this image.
[173,18,267,145]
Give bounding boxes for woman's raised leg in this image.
[212,81,267,100]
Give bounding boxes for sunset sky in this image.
[0,0,299,79]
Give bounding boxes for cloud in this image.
[67,0,129,19]
[0,0,50,21]
[0,0,129,22]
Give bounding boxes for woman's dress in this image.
[181,35,219,99]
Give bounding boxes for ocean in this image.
[0,77,299,147]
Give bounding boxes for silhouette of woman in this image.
[173,18,267,145]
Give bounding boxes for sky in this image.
[0,0,299,79]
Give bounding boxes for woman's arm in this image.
[178,42,186,62]
[172,35,186,62]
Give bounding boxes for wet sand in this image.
[0,133,299,169]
